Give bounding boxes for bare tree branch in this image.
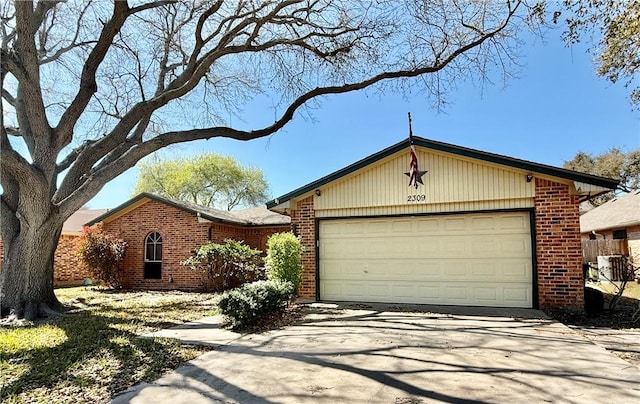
[0,49,29,82]
[32,0,64,36]
[14,0,52,163]
[0,142,49,195]
[39,40,96,64]
[129,0,178,15]
[37,1,89,64]
[53,1,130,151]
[62,2,519,211]
[51,0,524,212]
[3,126,20,137]
[56,139,97,174]
[1,87,15,106]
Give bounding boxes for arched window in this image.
[144,232,162,279]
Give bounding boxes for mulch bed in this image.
[228,303,308,334]
[543,307,639,330]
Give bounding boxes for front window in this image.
[144,232,162,279]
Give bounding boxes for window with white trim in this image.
[144,232,162,279]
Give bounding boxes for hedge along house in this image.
[86,193,291,290]
[267,137,619,309]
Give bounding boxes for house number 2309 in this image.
[407,194,426,202]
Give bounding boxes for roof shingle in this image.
[580,191,640,233]
[63,209,109,233]
[85,193,290,227]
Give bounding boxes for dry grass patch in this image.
[0,287,217,404]
[596,280,640,300]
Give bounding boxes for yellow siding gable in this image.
[313,147,535,217]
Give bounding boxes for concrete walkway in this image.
[113,303,640,403]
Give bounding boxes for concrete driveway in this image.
[113,303,640,403]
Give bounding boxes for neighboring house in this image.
[580,190,640,264]
[85,193,291,290]
[267,137,619,310]
[0,209,108,286]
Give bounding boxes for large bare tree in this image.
[1,0,531,319]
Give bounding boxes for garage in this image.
[319,212,533,307]
[267,136,618,309]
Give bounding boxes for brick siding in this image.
[534,178,584,309]
[103,200,289,290]
[54,234,95,285]
[628,225,640,265]
[0,203,289,290]
[290,196,316,298]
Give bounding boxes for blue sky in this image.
[87,29,640,209]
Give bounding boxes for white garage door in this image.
[319,212,533,308]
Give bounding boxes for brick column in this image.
[290,196,316,299]
[535,178,583,309]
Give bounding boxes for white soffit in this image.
[573,181,614,195]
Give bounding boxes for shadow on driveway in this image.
[113,303,640,403]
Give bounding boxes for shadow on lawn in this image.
[0,301,211,403]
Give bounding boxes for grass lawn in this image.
[0,287,217,404]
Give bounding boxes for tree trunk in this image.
[0,220,64,320]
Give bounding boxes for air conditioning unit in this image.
[596,255,623,282]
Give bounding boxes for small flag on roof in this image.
[404,113,428,188]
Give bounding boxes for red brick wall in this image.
[208,224,289,253]
[291,196,316,298]
[54,234,95,285]
[628,225,640,264]
[102,200,289,290]
[535,178,584,309]
[102,200,208,289]
[209,223,243,244]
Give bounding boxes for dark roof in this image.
[267,136,620,208]
[232,206,294,225]
[580,190,640,232]
[86,193,290,226]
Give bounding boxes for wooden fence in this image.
[607,255,631,281]
[582,239,629,263]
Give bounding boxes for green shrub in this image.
[76,225,127,288]
[215,279,294,329]
[265,232,303,291]
[181,239,264,292]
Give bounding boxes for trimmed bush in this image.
[181,239,264,292]
[215,279,295,329]
[265,232,303,291]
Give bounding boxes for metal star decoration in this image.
[405,169,428,188]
